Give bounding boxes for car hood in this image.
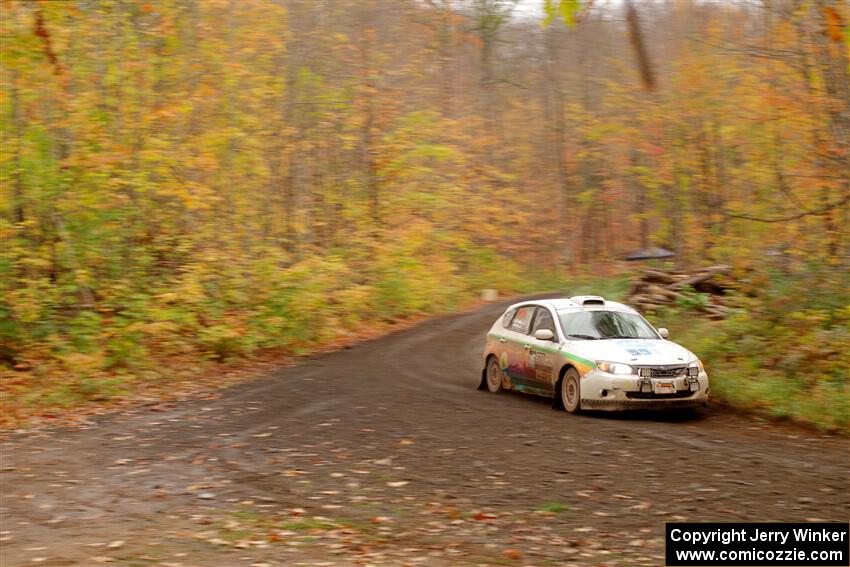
[567,338,696,366]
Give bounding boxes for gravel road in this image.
[2,296,848,566]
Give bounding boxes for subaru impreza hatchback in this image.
[480,296,709,412]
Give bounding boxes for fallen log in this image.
[626,265,732,318]
[645,284,683,301]
[627,281,649,298]
[639,269,677,285]
[667,265,732,291]
[693,280,727,295]
[695,264,732,275]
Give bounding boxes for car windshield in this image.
[558,310,659,340]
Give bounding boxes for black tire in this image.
[559,368,581,413]
[485,356,503,393]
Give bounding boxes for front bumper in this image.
[580,369,709,411]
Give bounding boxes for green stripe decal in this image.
[490,334,595,368]
[563,351,595,369]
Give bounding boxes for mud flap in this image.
[478,368,488,390]
[552,379,564,410]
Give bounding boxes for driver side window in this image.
[531,307,556,336]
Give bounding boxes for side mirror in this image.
[658,327,669,339]
[534,329,555,341]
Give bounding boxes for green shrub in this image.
[651,266,849,431]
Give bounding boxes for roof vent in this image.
[570,295,605,306]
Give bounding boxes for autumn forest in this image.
[1,0,848,429]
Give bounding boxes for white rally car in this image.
[480,296,709,412]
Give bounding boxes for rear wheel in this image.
[560,368,581,413]
[485,356,503,393]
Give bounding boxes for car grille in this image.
[637,365,687,378]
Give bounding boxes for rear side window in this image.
[502,308,517,328]
[508,306,534,334]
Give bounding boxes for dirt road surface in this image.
[2,297,848,566]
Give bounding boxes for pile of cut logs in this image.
[626,265,732,319]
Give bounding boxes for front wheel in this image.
[485,357,503,393]
[559,368,581,413]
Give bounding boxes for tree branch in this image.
[723,193,850,223]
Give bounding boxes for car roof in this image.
[504,297,639,315]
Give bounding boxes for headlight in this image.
[596,361,634,375]
[687,359,704,377]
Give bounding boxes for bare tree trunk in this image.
[812,0,850,258]
[544,26,570,261]
[633,148,649,250]
[9,69,25,226]
[283,61,298,256]
[438,0,456,117]
[358,14,380,234]
[474,0,514,143]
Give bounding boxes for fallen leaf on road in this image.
[387,481,408,488]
